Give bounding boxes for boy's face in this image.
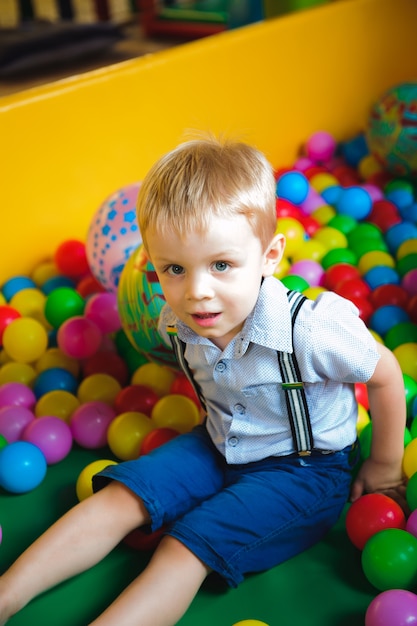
[146,214,285,351]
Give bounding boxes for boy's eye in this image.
[168,264,184,276]
[214,261,229,272]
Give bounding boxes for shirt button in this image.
[228,436,239,447]
[215,361,226,372]
[234,404,246,414]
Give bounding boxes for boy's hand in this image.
[350,457,409,514]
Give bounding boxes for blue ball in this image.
[385,188,414,211]
[2,276,36,302]
[33,367,78,399]
[336,186,372,220]
[363,265,401,290]
[0,442,47,493]
[399,203,417,222]
[369,305,410,336]
[276,171,309,205]
[385,222,417,254]
[42,276,76,295]
[340,134,369,167]
[321,185,342,207]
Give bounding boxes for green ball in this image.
[385,322,417,351]
[44,287,85,328]
[280,274,309,292]
[359,421,372,460]
[349,237,388,260]
[362,528,417,591]
[397,253,417,277]
[327,214,358,236]
[0,434,7,451]
[403,373,417,419]
[406,471,417,511]
[347,223,383,247]
[321,247,358,270]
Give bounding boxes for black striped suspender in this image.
[167,289,313,456]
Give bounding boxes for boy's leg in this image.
[90,536,210,626]
[0,481,148,625]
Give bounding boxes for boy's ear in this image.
[262,233,286,277]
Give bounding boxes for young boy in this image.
[0,136,406,626]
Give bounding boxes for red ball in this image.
[140,427,179,455]
[276,198,303,220]
[82,351,129,387]
[324,264,361,291]
[346,493,406,550]
[0,305,21,345]
[335,277,371,301]
[54,240,89,278]
[367,199,402,232]
[407,295,417,325]
[370,284,410,310]
[348,296,374,325]
[76,274,106,298]
[299,215,321,237]
[170,375,200,407]
[114,384,159,417]
[355,382,369,411]
[123,526,165,551]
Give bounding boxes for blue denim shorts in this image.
[93,425,357,587]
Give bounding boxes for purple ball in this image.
[57,316,103,360]
[70,401,116,449]
[288,260,325,287]
[0,406,35,443]
[22,416,73,464]
[366,589,417,626]
[84,292,121,334]
[0,382,36,409]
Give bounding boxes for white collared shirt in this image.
[159,277,380,464]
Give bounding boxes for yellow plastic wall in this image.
[1,0,417,284]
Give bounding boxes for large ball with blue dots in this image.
[366,83,417,179]
[86,183,142,293]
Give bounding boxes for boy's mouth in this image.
[191,312,220,327]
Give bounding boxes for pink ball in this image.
[402,269,417,296]
[70,401,116,449]
[294,157,315,171]
[289,260,325,286]
[300,187,327,215]
[406,510,417,538]
[0,382,36,409]
[0,406,34,443]
[22,416,73,464]
[306,131,337,164]
[84,292,121,334]
[57,316,103,359]
[365,589,417,626]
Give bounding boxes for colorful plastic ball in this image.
[170,375,200,407]
[0,441,47,494]
[362,528,417,591]
[9,288,47,325]
[76,274,106,298]
[310,205,336,226]
[280,275,309,293]
[358,251,395,276]
[340,133,369,167]
[76,458,117,501]
[398,239,417,260]
[114,384,159,417]
[366,83,417,177]
[41,276,75,295]
[81,351,129,388]
[3,317,48,363]
[402,269,417,296]
[394,343,417,381]
[404,374,417,420]
[1,276,36,302]
[232,621,270,626]
[151,394,200,434]
[114,330,149,375]
[0,305,21,345]
[323,263,361,291]
[348,222,384,247]
[118,246,176,368]
[385,322,417,351]
[370,284,409,309]
[57,316,102,360]
[0,406,34,442]
[355,382,369,410]
[0,362,36,386]
[140,427,180,455]
[70,401,116,449]
[107,411,154,461]
[327,214,357,236]
[84,292,121,334]
[276,171,309,205]
[397,254,417,278]
[320,248,358,270]
[33,367,78,399]
[77,373,121,406]
[386,222,417,255]
[369,305,409,336]
[123,526,165,552]
[291,239,327,264]
[313,226,347,251]
[86,182,142,292]
[345,494,406,550]
[275,198,303,219]
[54,239,89,278]
[0,381,36,408]
[31,260,60,287]
[44,287,85,329]
[22,416,73,464]
[357,403,370,435]
[305,131,336,164]
[336,186,372,220]
[365,589,417,626]
[35,390,80,422]
[131,363,177,398]
[276,218,306,259]
[36,347,80,378]
[368,199,402,232]
[403,438,417,478]
[407,510,417,538]
[363,266,400,290]
[335,278,371,301]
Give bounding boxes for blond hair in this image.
[137,135,277,251]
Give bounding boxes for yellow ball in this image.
[302,286,327,300]
[3,317,48,363]
[36,347,80,378]
[403,438,417,478]
[35,390,80,422]
[77,373,121,405]
[309,172,339,193]
[276,217,305,259]
[358,154,383,180]
[393,343,417,380]
[76,459,118,501]
[232,621,270,626]
[397,238,417,260]
[0,361,37,386]
[273,256,291,280]
[151,394,200,434]
[358,250,395,275]
[313,226,347,251]
[107,411,154,461]
[292,239,327,264]
[357,404,371,436]
[131,363,176,397]
[311,205,336,226]
[31,260,60,286]
[9,288,49,326]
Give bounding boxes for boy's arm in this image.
[350,342,407,509]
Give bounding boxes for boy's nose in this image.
[185,273,213,300]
